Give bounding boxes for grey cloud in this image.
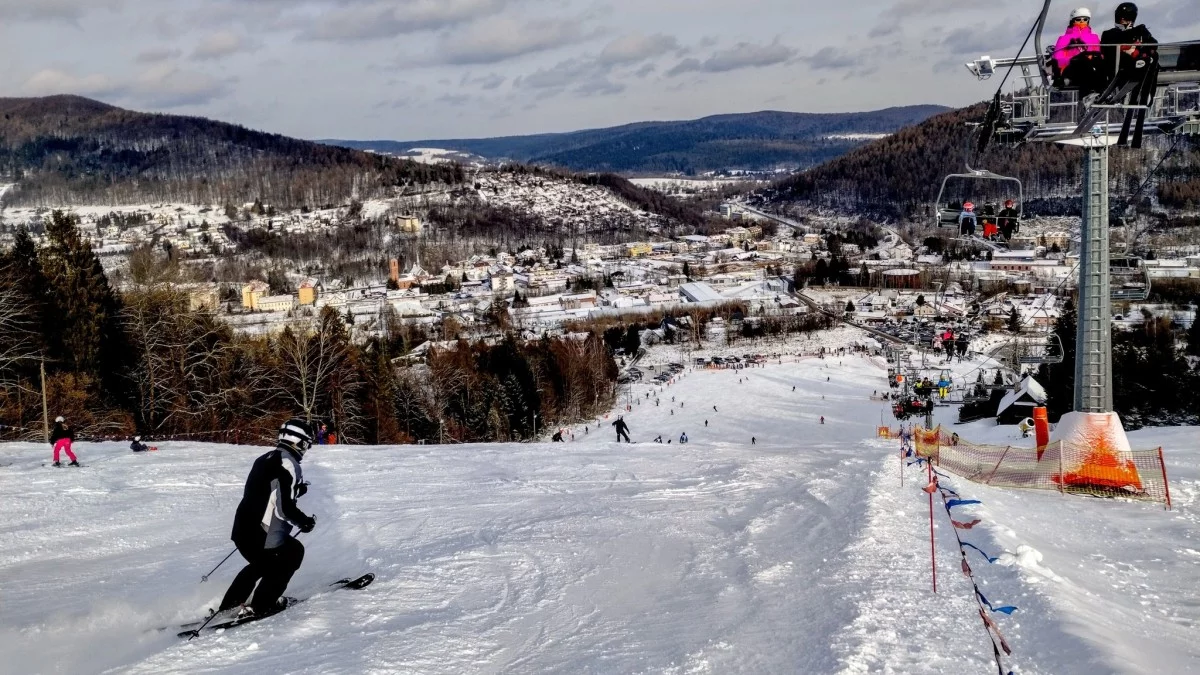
[519,57,599,90]
[472,73,507,90]
[666,39,795,77]
[868,24,898,39]
[665,58,702,77]
[22,64,232,108]
[300,0,506,42]
[801,46,864,71]
[135,46,182,64]
[597,33,680,65]
[192,31,255,61]
[23,69,123,97]
[435,18,583,65]
[634,63,656,78]
[884,0,970,19]
[437,93,473,106]
[0,0,121,22]
[129,65,235,107]
[575,78,624,97]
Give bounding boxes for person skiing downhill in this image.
[50,416,78,467]
[612,416,631,443]
[218,418,318,617]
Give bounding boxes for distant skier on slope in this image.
[50,416,78,467]
[218,418,317,618]
[612,416,631,443]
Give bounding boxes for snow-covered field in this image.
[2,336,1197,674]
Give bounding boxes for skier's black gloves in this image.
[296,482,309,498]
[298,514,316,533]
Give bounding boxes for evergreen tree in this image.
[0,227,49,362]
[38,211,127,392]
[1037,299,1077,420]
[1007,307,1021,332]
[1188,313,1200,357]
[623,325,641,356]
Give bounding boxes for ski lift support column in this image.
[1074,130,1113,412]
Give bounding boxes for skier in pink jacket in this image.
[1053,8,1104,95]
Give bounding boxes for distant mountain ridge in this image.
[322,107,950,174]
[0,95,463,208]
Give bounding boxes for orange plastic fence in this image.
[912,426,1170,507]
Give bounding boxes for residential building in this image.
[241,280,270,310]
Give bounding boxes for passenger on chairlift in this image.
[1101,3,1156,79]
[957,201,978,236]
[1053,7,1104,96]
[997,199,1020,241]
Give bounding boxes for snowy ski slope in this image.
[1,346,1197,674]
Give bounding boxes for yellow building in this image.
[627,243,653,258]
[298,280,317,306]
[242,280,270,310]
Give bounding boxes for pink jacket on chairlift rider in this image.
[1052,23,1100,72]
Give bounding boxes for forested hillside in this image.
[0,96,463,208]
[768,104,1200,218]
[326,107,949,174]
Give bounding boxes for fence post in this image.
[984,444,1012,485]
[1057,441,1064,494]
[1158,447,1172,511]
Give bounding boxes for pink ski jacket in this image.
[1053,25,1100,71]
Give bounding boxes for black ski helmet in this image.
[1115,2,1137,23]
[278,417,315,458]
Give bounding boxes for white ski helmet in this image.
[55,415,64,423]
[1070,7,1092,21]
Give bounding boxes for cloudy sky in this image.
[3,0,1196,140]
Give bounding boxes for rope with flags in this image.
[904,440,1018,675]
[929,468,1018,675]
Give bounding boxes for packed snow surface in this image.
[1,344,1198,674]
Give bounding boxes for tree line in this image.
[0,211,619,444]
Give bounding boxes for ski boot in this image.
[68,460,80,467]
[52,461,61,467]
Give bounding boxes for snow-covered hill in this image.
[1,339,1197,674]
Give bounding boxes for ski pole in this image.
[201,548,237,582]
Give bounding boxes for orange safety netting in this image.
[911,425,1170,507]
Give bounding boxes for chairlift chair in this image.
[964,1,1200,146]
[934,168,1024,246]
[1014,333,1065,365]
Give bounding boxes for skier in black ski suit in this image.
[219,418,318,616]
[612,416,631,443]
[1100,3,1156,82]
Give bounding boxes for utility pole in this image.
[40,356,49,443]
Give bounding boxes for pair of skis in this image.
[175,573,375,639]
[1072,57,1160,147]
